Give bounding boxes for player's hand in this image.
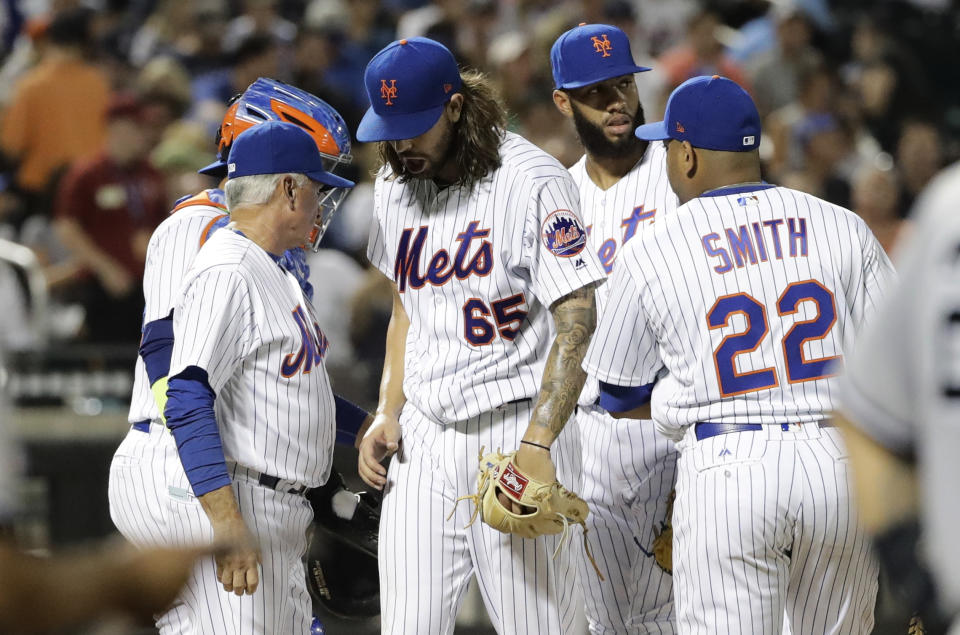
[211,516,261,596]
[498,443,557,514]
[358,413,402,490]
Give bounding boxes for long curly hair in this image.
[377,69,507,189]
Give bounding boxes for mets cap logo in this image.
[591,34,612,57]
[542,209,588,258]
[380,79,397,106]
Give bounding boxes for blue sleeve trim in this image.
[140,312,174,384]
[598,381,654,413]
[165,366,231,496]
[334,394,369,446]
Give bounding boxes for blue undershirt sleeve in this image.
[140,312,174,384]
[598,381,655,414]
[164,366,231,496]
[334,395,370,446]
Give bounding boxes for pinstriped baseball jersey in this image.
[127,194,227,425]
[569,140,678,406]
[583,185,895,438]
[168,228,335,487]
[366,131,606,423]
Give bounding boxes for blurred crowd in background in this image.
[0,0,957,407]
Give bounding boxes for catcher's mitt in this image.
[449,448,603,579]
[651,490,675,574]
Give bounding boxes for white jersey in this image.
[841,163,960,615]
[169,228,335,487]
[128,192,227,424]
[583,184,895,439]
[569,140,678,405]
[367,131,606,424]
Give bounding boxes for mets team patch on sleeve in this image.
[542,209,588,257]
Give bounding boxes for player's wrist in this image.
[520,439,551,452]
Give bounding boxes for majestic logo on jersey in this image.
[542,210,587,258]
[380,79,397,106]
[394,222,493,293]
[281,305,329,377]
[499,462,529,497]
[591,34,612,57]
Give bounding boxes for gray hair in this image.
[224,173,309,209]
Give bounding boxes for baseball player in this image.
[550,23,679,633]
[160,120,354,633]
[108,77,357,548]
[354,37,607,634]
[839,162,960,634]
[582,76,892,634]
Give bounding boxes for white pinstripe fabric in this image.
[583,186,893,633]
[169,228,336,488]
[569,143,680,634]
[155,465,315,635]
[673,424,877,634]
[379,400,583,635]
[366,132,607,426]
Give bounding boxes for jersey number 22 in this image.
[707,279,839,397]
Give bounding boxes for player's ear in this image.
[282,175,298,210]
[552,90,573,118]
[446,93,464,124]
[681,141,697,179]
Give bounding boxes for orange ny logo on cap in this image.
[380,79,398,106]
[591,34,612,57]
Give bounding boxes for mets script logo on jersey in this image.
[281,305,329,377]
[394,221,493,293]
[591,34,612,57]
[380,79,397,106]
[542,210,588,257]
[499,462,529,497]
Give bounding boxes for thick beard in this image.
[571,101,646,159]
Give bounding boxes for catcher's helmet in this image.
[305,472,381,619]
[199,77,353,178]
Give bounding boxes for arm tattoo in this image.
[528,284,598,440]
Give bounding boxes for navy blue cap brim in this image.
[634,120,670,141]
[557,63,652,90]
[198,159,227,176]
[356,103,446,142]
[304,170,354,189]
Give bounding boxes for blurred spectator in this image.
[0,7,109,221]
[779,112,856,206]
[129,0,229,74]
[851,162,906,253]
[150,120,217,208]
[657,9,751,93]
[633,0,698,58]
[0,17,50,107]
[134,56,192,148]
[52,95,168,344]
[764,61,833,177]
[223,0,297,52]
[191,34,279,130]
[748,5,822,117]
[897,120,944,217]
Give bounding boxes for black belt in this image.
[694,420,833,441]
[257,473,311,496]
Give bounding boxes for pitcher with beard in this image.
[551,23,680,634]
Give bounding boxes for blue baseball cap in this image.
[226,121,354,188]
[551,23,651,90]
[634,75,761,152]
[356,37,462,143]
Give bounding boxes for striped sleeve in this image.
[144,213,220,323]
[366,176,395,280]
[169,268,255,394]
[525,175,606,308]
[582,247,663,387]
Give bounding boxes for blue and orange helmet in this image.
[199,77,353,177]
